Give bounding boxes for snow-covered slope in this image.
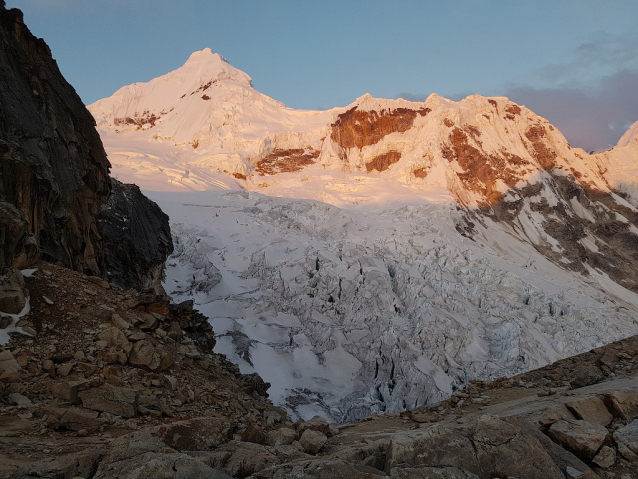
[90,50,638,421]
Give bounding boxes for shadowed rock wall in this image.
[0,3,110,273]
[0,3,173,292]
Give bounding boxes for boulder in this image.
[592,445,616,468]
[268,427,296,446]
[51,379,89,405]
[0,270,26,314]
[111,313,130,330]
[387,415,564,479]
[9,449,103,479]
[565,395,613,426]
[128,339,174,371]
[7,392,30,405]
[220,442,278,477]
[299,429,327,454]
[152,418,234,451]
[95,452,231,479]
[78,384,138,418]
[569,364,604,388]
[390,467,479,478]
[97,326,130,349]
[258,458,392,478]
[604,389,638,420]
[613,420,638,461]
[241,424,268,445]
[0,349,21,376]
[548,419,608,460]
[40,406,105,432]
[297,415,330,435]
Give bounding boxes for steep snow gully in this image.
[90,49,638,421]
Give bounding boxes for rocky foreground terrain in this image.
[1,263,637,479]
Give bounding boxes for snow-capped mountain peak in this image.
[178,48,253,87]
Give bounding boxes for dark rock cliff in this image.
[0,2,173,291]
[97,179,173,293]
[0,3,110,273]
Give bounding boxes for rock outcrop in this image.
[96,179,173,292]
[0,3,172,293]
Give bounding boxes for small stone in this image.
[56,362,75,377]
[565,466,585,478]
[22,325,37,336]
[160,375,178,390]
[42,296,54,305]
[42,359,55,376]
[74,350,86,360]
[8,392,31,406]
[111,313,130,330]
[86,276,110,289]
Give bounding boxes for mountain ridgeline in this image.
[89,48,638,300]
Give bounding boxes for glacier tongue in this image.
[149,190,638,422]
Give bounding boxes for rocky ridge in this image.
[0,263,637,478]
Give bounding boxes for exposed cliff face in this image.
[96,179,173,293]
[330,105,430,150]
[0,4,173,293]
[0,4,111,274]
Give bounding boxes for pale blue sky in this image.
[9,0,638,151]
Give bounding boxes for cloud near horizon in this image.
[396,34,638,153]
[505,69,638,153]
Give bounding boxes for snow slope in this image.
[89,49,638,420]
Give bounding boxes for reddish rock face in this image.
[114,110,161,130]
[443,127,530,205]
[331,107,430,150]
[525,125,557,170]
[255,148,320,175]
[366,150,402,173]
[504,104,521,120]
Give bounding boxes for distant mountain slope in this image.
[89,49,638,420]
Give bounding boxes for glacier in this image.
[148,189,638,421]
